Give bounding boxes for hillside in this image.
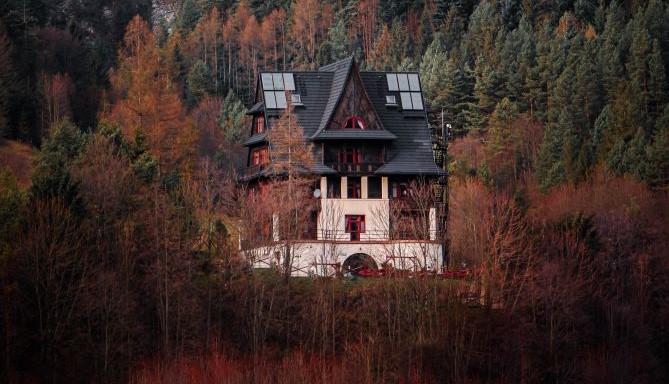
[0,140,34,187]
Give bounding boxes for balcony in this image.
[325,162,382,175]
[238,164,267,181]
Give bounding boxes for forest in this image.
[0,0,668,383]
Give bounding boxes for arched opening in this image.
[341,253,378,276]
[343,115,366,129]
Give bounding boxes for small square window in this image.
[291,94,302,104]
[385,95,397,105]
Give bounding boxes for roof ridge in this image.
[318,55,355,72]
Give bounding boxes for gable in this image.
[327,66,384,131]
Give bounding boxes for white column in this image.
[361,176,368,199]
[341,177,347,199]
[320,177,327,199]
[429,207,436,241]
[381,177,389,199]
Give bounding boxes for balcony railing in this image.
[325,162,382,174]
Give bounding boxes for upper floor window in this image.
[343,115,366,129]
[251,146,269,166]
[254,115,265,134]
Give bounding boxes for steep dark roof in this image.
[246,57,444,178]
[246,101,264,115]
[243,132,266,146]
[359,72,444,176]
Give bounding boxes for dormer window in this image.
[343,115,366,130]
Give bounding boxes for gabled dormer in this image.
[311,57,396,141]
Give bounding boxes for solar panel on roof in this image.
[408,74,420,91]
[411,92,423,110]
[275,91,287,108]
[397,74,409,91]
[264,91,277,109]
[386,74,399,91]
[262,74,274,90]
[283,73,295,91]
[272,73,284,90]
[400,92,412,109]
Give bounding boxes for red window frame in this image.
[338,146,362,164]
[343,115,366,130]
[345,215,365,241]
[251,146,269,166]
[254,115,265,134]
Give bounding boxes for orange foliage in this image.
[105,16,196,174]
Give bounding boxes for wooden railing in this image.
[325,162,383,174]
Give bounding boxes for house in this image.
[239,56,447,277]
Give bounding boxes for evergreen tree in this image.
[644,105,669,187]
[219,90,247,144]
[186,60,214,107]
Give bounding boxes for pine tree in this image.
[0,29,12,138]
[186,60,214,107]
[219,90,247,144]
[644,105,669,187]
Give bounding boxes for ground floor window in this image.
[367,177,382,198]
[347,177,361,199]
[345,215,365,241]
[327,176,341,198]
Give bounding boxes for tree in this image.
[186,60,214,107]
[265,100,317,277]
[218,90,247,145]
[106,16,196,176]
[485,98,520,186]
[0,29,12,138]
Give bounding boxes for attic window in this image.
[385,95,397,106]
[343,116,366,130]
[291,94,303,105]
[386,73,423,110]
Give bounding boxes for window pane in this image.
[386,73,399,91]
[347,177,361,199]
[400,92,412,109]
[275,91,287,108]
[272,73,284,90]
[368,177,382,198]
[327,177,341,198]
[411,92,423,110]
[264,91,277,108]
[261,73,274,90]
[397,74,409,91]
[408,74,420,91]
[283,73,295,91]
